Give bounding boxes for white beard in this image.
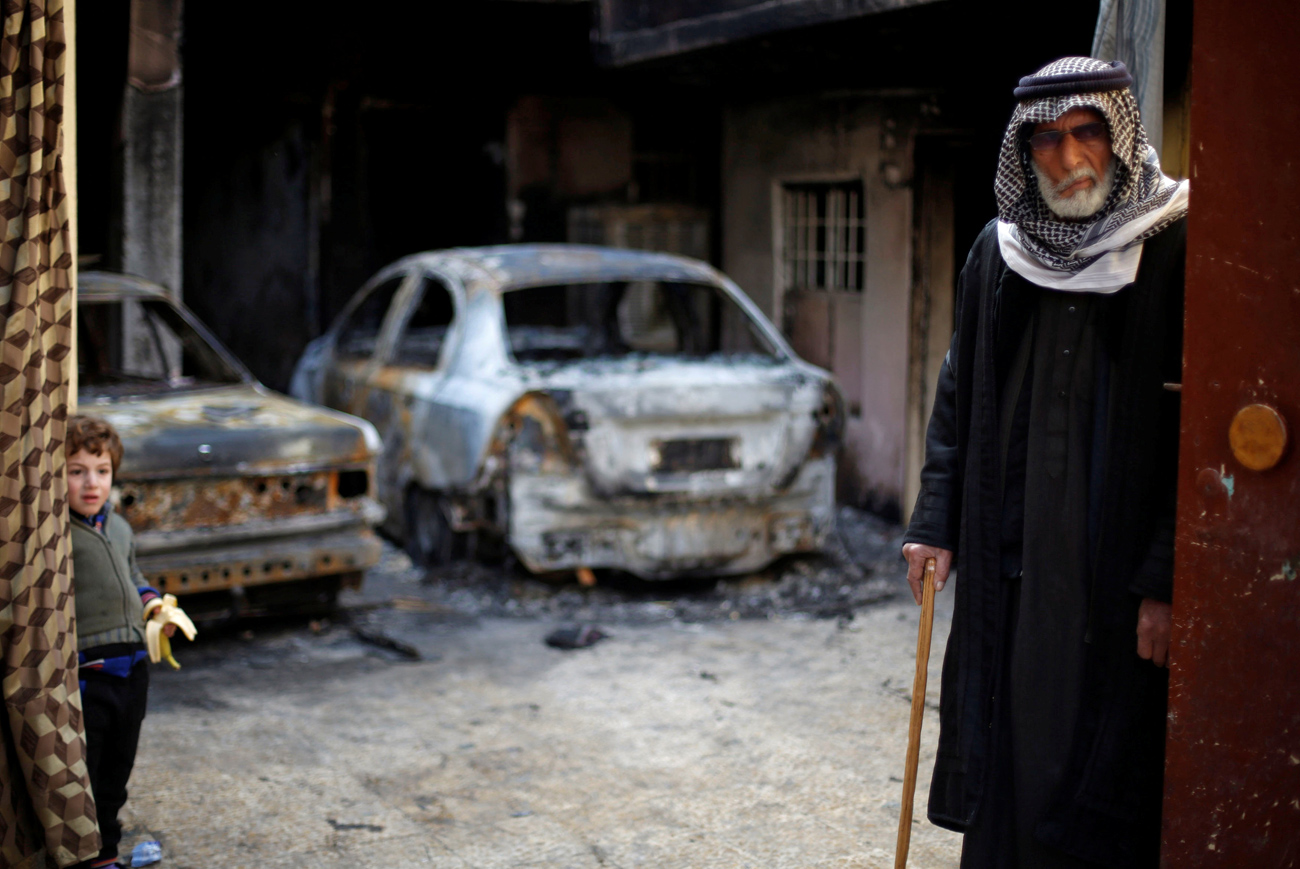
[1033,158,1117,220]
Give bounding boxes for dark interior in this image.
[78,300,244,397]
[502,281,778,364]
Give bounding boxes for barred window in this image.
[781,181,866,293]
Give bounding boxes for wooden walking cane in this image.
[894,557,937,869]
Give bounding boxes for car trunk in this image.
[529,357,821,498]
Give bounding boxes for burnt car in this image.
[77,271,384,618]
[290,245,844,579]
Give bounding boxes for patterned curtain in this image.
[0,2,100,867]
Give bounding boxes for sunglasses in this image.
[1027,121,1109,152]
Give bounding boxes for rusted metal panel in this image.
[137,528,381,598]
[1164,0,1300,863]
[120,471,332,533]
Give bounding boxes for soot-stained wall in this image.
[179,3,588,391]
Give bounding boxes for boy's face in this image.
[67,448,114,516]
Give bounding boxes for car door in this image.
[361,270,462,512]
[322,273,414,417]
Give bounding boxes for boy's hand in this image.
[142,596,182,634]
[144,594,197,669]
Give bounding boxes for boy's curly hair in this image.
[66,415,124,473]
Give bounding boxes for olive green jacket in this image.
[69,506,150,649]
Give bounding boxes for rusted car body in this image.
[78,272,384,618]
[291,245,843,579]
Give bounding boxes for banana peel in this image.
[143,594,197,669]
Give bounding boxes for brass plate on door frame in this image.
[1228,404,1288,471]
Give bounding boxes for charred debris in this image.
[344,505,902,633]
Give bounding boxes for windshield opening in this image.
[502,280,780,365]
[78,298,245,398]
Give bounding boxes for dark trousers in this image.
[74,659,149,867]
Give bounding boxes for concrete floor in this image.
[120,561,961,868]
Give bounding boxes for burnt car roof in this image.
[77,270,172,301]
[76,270,256,385]
[76,270,382,477]
[385,244,722,293]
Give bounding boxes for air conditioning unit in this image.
[567,203,710,261]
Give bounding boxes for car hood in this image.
[81,385,381,479]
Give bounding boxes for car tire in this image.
[405,488,455,567]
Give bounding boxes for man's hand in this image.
[901,543,954,606]
[1136,598,1173,667]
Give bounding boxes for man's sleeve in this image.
[1127,394,1178,602]
[1129,514,1174,603]
[903,240,981,553]
[904,346,962,552]
[1127,223,1187,604]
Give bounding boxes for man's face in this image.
[67,448,113,516]
[1029,107,1116,220]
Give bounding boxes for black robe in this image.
[904,217,1186,868]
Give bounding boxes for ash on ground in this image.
[344,506,906,627]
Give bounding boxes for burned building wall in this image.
[505,93,722,260]
[722,96,917,512]
[182,118,317,393]
[506,95,635,242]
[177,3,533,391]
[75,0,129,271]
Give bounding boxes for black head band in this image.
[1013,60,1133,100]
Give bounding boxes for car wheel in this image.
[405,488,455,567]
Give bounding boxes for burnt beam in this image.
[120,0,183,298]
[593,0,944,66]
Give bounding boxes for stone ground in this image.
[117,508,962,868]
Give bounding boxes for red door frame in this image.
[1164,0,1300,865]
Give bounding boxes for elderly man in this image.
[902,57,1189,868]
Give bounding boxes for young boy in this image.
[66,415,178,869]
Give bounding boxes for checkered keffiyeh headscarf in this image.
[995,57,1187,278]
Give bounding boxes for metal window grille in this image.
[781,181,866,293]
